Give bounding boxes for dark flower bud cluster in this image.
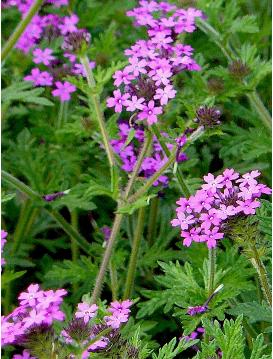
[228,60,250,80]
[194,105,221,128]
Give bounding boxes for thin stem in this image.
[80,55,115,169]
[57,101,65,129]
[123,206,146,299]
[12,199,33,253]
[91,212,123,303]
[2,0,44,61]
[1,170,91,255]
[70,210,79,263]
[208,248,216,295]
[124,131,152,199]
[247,92,272,131]
[109,259,118,300]
[128,149,176,203]
[150,124,191,197]
[250,245,272,306]
[196,17,271,131]
[147,197,159,246]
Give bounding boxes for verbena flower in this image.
[12,349,36,359]
[75,302,98,324]
[2,284,67,346]
[171,169,271,248]
[4,1,95,102]
[111,122,187,186]
[52,81,76,102]
[107,1,204,125]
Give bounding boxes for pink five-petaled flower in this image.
[12,349,36,359]
[18,284,43,306]
[52,81,76,102]
[126,57,147,77]
[202,173,223,193]
[171,212,195,230]
[203,227,224,249]
[33,48,55,66]
[104,312,129,329]
[219,168,239,188]
[152,68,172,86]
[113,68,134,86]
[236,170,261,186]
[22,309,46,328]
[236,199,261,215]
[59,14,79,35]
[106,90,130,113]
[104,299,132,329]
[181,227,201,247]
[154,85,176,105]
[24,68,53,86]
[138,100,162,124]
[75,302,98,323]
[124,95,145,111]
[200,209,221,230]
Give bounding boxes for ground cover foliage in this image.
[1,0,272,358]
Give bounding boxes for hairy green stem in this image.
[109,259,118,300]
[12,199,33,253]
[1,170,91,255]
[2,0,44,61]
[147,197,159,246]
[80,55,115,169]
[250,245,272,306]
[208,248,216,295]
[123,207,146,299]
[196,17,272,131]
[124,131,152,199]
[71,210,79,263]
[91,212,123,303]
[128,149,176,203]
[150,124,191,197]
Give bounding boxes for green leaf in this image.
[1,270,26,288]
[152,338,199,359]
[230,15,259,33]
[2,82,53,106]
[227,302,272,323]
[117,194,156,215]
[122,128,135,149]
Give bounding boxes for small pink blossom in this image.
[154,85,176,105]
[33,48,55,65]
[107,90,130,113]
[75,302,98,323]
[138,100,162,124]
[52,81,76,102]
[59,14,79,35]
[124,95,145,111]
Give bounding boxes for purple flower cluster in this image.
[12,349,36,359]
[183,326,205,342]
[4,1,95,102]
[111,123,187,186]
[104,299,133,329]
[171,169,271,249]
[1,284,67,346]
[187,305,207,316]
[107,1,203,124]
[61,299,132,357]
[1,230,7,266]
